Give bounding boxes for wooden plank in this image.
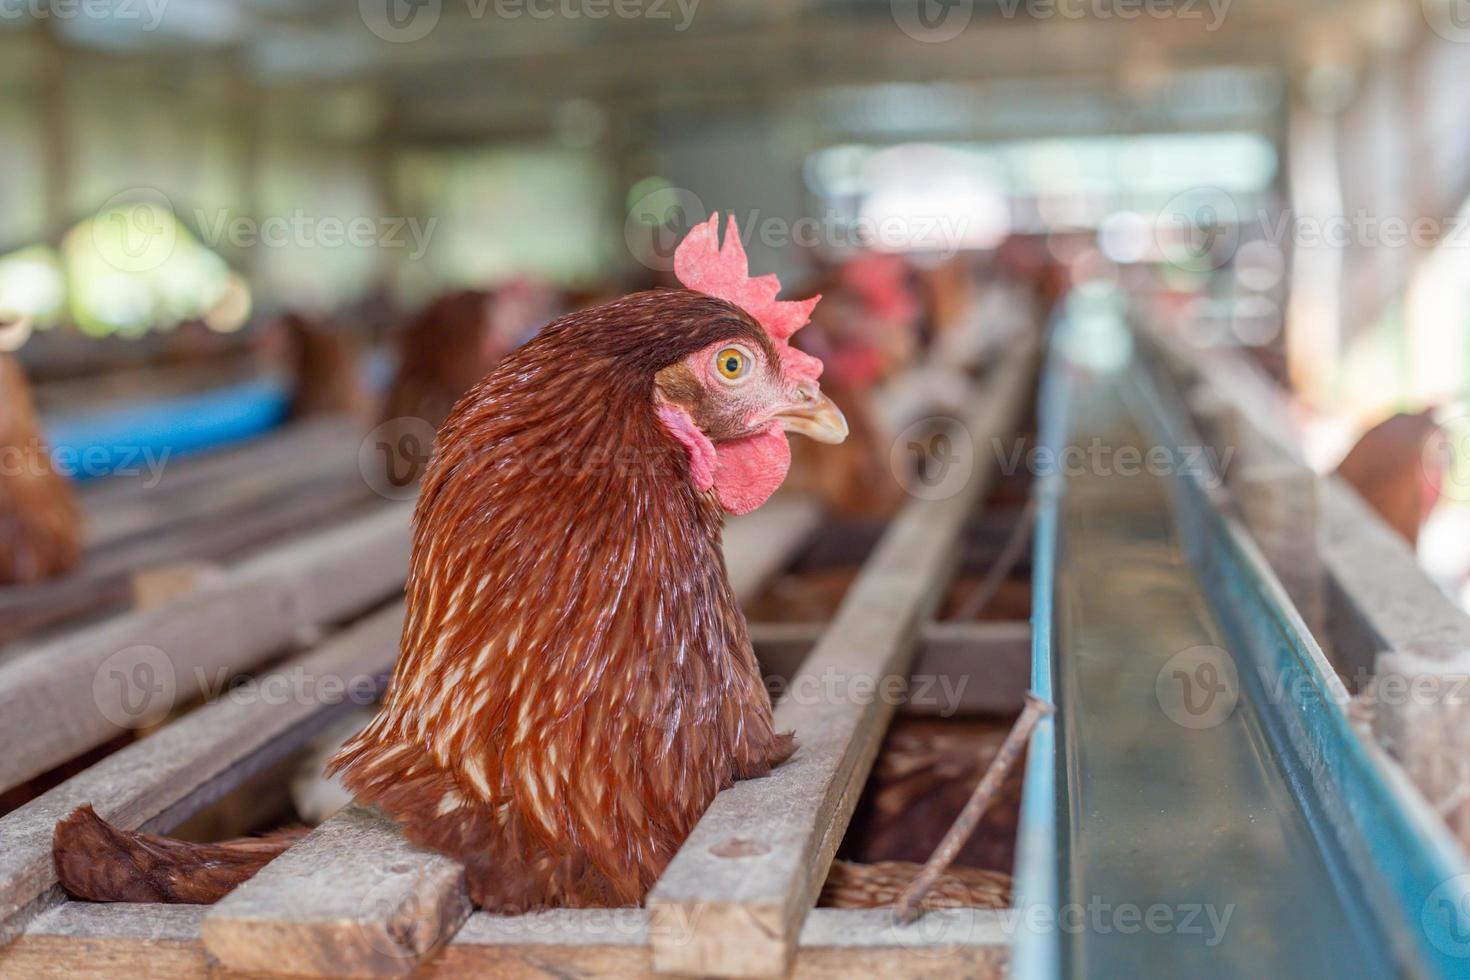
[910,620,1032,716]
[0,502,411,794]
[7,903,1009,980]
[1,903,205,980]
[0,473,379,646]
[203,805,471,978]
[724,495,823,604]
[645,337,1037,977]
[131,562,226,611]
[76,416,359,515]
[752,620,1032,716]
[84,431,364,555]
[0,605,404,947]
[431,907,1009,978]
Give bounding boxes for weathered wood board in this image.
[0,605,403,946]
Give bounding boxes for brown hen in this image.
[0,354,82,584]
[53,215,848,912]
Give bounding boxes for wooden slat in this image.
[8,902,1009,979]
[645,337,1036,977]
[432,906,1010,978]
[76,416,359,514]
[753,620,1032,716]
[0,604,404,946]
[1321,476,1470,668]
[0,474,378,646]
[0,502,411,794]
[3,903,205,980]
[203,805,471,977]
[81,427,361,551]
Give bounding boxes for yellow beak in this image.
[774,386,848,445]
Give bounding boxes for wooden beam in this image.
[203,805,471,977]
[910,621,1032,716]
[0,605,403,947]
[6,901,1009,979]
[644,338,1036,977]
[81,419,362,551]
[0,472,377,646]
[0,503,410,793]
[1229,454,1326,639]
[3,903,205,980]
[77,416,359,519]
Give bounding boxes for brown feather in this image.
[0,354,82,584]
[53,805,305,904]
[333,289,795,911]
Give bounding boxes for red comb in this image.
[674,215,822,381]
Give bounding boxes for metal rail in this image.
[1014,294,1470,979]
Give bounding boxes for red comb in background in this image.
[674,214,823,381]
[842,252,918,326]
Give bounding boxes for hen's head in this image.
[655,214,847,514]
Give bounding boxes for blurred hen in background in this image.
[377,281,561,483]
[381,282,561,428]
[262,312,372,424]
[0,354,81,584]
[1334,410,1443,549]
[788,253,921,520]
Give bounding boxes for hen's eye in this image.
[714,347,750,382]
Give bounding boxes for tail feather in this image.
[53,805,308,904]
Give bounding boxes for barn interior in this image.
[2,2,1470,978]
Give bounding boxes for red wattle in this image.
[713,422,791,515]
